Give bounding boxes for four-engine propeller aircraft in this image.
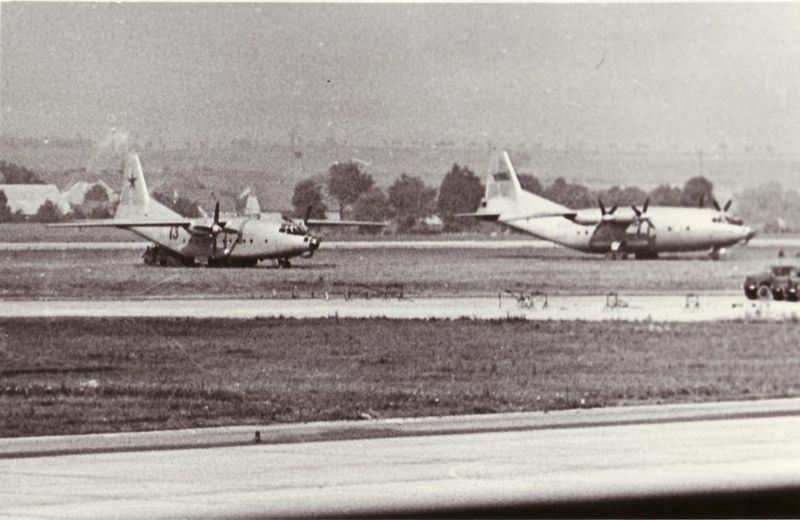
[462,151,756,259]
[51,153,384,268]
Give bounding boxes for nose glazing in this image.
[309,237,321,251]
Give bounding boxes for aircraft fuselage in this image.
[503,205,753,255]
[128,217,319,265]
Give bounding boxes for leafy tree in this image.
[353,187,391,223]
[32,200,64,223]
[0,161,44,184]
[517,173,543,195]
[734,182,800,233]
[84,183,109,203]
[543,178,594,209]
[682,176,714,207]
[327,162,374,217]
[69,205,87,220]
[648,184,684,206]
[89,205,114,219]
[596,185,648,207]
[388,174,437,232]
[0,190,12,222]
[152,191,201,218]
[436,163,484,231]
[291,178,327,219]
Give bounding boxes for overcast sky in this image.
[1,2,799,151]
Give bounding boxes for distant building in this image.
[62,180,115,207]
[422,215,444,230]
[0,184,70,215]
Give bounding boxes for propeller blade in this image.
[608,205,618,215]
[631,205,642,217]
[723,199,732,212]
[698,195,704,208]
[598,198,606,216]
[642,197,649,214]
[711,198,721,212]
[214,201,220,225]
[304,205,312,226]
[224,229,240,257]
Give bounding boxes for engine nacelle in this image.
[186,222,213,236]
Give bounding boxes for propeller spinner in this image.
[711,198,742,225]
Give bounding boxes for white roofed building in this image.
[0,185,70,215]
[62,180,115,207]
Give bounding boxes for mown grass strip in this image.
[1,317,799,437]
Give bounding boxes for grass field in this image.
[0,242,793,298]
[2,317,799,437]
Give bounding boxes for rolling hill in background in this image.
[2,139,798,212]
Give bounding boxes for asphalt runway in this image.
[1,236,798,250]
[1,293,797,321]
[3,398,800,518]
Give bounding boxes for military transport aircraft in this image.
[462,151,756,259]
[52,153,384,268]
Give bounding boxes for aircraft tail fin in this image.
[485,150,523,201]
[115,153,151,219]
[481,150,570,217]
[48,152,186,228]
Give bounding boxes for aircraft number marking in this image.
[169,226,179,240]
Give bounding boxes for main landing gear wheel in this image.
[142,246,193,267]
[756,285,773,301]
[710,248,723,260]
[277,258,292,269]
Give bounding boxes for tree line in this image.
[0,161,44,185]
[291,160,723,232]
[2,158,794,232]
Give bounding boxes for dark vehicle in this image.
[744,265,800,301]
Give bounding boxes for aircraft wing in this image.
[48,219,194,228]
[305,219,387,228]
[502,211,578,222]
[505,212,641,227]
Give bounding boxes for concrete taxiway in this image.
[0,293,797,321]
[3,398,800,518]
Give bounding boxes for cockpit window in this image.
[288,225,306,235]
[279,222,308,235]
